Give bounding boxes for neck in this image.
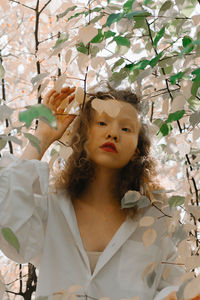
[80,165,121,207]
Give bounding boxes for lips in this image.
[100,142,118,153]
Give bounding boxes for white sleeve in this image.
[0,154,49,264]
[154,237,185,300]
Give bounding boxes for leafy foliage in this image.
[0,0,200,299]
[19,104,56,128]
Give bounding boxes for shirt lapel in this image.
[58,192,138,277]
[58,192,91,271]
[92,216,138,278]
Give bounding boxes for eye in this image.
[122,127,131,132]
[98,121,107,126]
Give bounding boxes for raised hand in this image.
[36,86,77,145]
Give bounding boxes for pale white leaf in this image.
[91,99,121,118]
[38,79,50,98]
[142,228,157,248]
[75,87,85,104]
[79,24,98,45]
[162,98,169,115]
[64,100,80,115]
[185,256,200,271]
[54,74,67,93]
[193,128,200,141]
[177,140,190,158]
[77,53,90,74]
[116,18,131,34]
[31,72,49,86]
[0,105,13,122]
[139,216,155,227]
[91,57,106,70]
[170,95,186,113]
[178,240,191,263]
[180,80,192,99]
[49,0,63,13]
[183,276,200,300]
[192,14,200,26]
[65,49,73,65]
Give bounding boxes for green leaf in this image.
[144,0,151,4]
[149,52,163,68]
[168,195,185,208]
[53,33,69,49]
[0,137,7,150]
[133,16,146,29]
[191,76,200,96]
[153,26,165,47]
[19,104,56,129]
[56,6,77,20]
[90,13,105,24]
[167,110,185,123]
[113,36,130,47]
[126,59,149,71]
[106,13,124,27]
[104,30,116,39]
[126,10,151,19]
[191,68,200,76]
[159,1,172,16]
[23,133,41,154]
[90,29,104,43]
[123,0,135,14]
[182,36,194,53]
[153,118,164,128]
[111,58,124,71]
[67,11,87,22]
[110,68,129,82]
[170,72,185,84]
[1,227,20,252]
[76,42,88,54]
[158,122,172,136]
[0,64,5,80]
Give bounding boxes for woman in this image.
[0,86,183,300]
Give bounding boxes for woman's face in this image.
[86,100,141,169]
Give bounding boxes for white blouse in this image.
[0,154,184,300]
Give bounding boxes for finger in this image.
[43,89,56,104]
[68,95,75,104]
[61,86,76,93]
[54,92,69,104]
[49,92,60,105]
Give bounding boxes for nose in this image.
[106,124,119,142]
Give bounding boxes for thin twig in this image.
[39,0,52,15]
[8,0,35,10]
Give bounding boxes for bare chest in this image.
[73,202,126,252]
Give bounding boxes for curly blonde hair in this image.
[54,86,160,216]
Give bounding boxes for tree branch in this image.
[39,0,52,15]
[8,0,35,11]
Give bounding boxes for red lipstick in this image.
[100,142,118,153]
